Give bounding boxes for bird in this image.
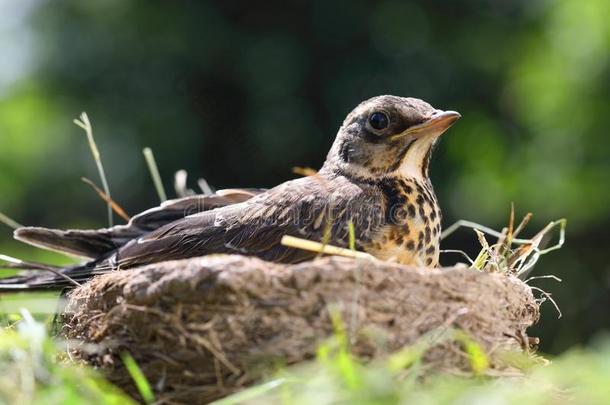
[0,95,460,291]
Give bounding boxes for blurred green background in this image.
[0,0,608,354]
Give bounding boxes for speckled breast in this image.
[366,176,442,266]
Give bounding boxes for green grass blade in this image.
[120,351,155,404]
[143,147,167,203]
[0,212,23,229]
[74,112,114,227]
[453,330,489,375]
[348,220,356,251]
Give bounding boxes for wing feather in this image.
[13,189,266,258]
[106,177,384,269]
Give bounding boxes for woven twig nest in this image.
[61,255,539,404]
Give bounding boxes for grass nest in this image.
[61,254,540,404]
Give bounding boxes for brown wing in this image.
[13,189,266,259]
[100,176,385,270]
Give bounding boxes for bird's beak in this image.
[393,110,461,140]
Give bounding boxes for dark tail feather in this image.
[13,190,267,260]
[14,227,120,259]
[0,254,100,292]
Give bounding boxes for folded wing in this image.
[13,189,266,259]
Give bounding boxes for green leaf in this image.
[120,352,155,404]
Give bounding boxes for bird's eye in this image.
[369,112,389,130]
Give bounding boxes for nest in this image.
[61,255,540,404]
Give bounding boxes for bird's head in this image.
[323,95,460,181]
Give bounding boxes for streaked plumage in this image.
[1,95,460,290]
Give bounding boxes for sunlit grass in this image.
[213,335,610,405]
[0,311,134,404]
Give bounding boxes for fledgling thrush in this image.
[1,95,460,290]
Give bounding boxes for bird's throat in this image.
[395,138,436,180]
